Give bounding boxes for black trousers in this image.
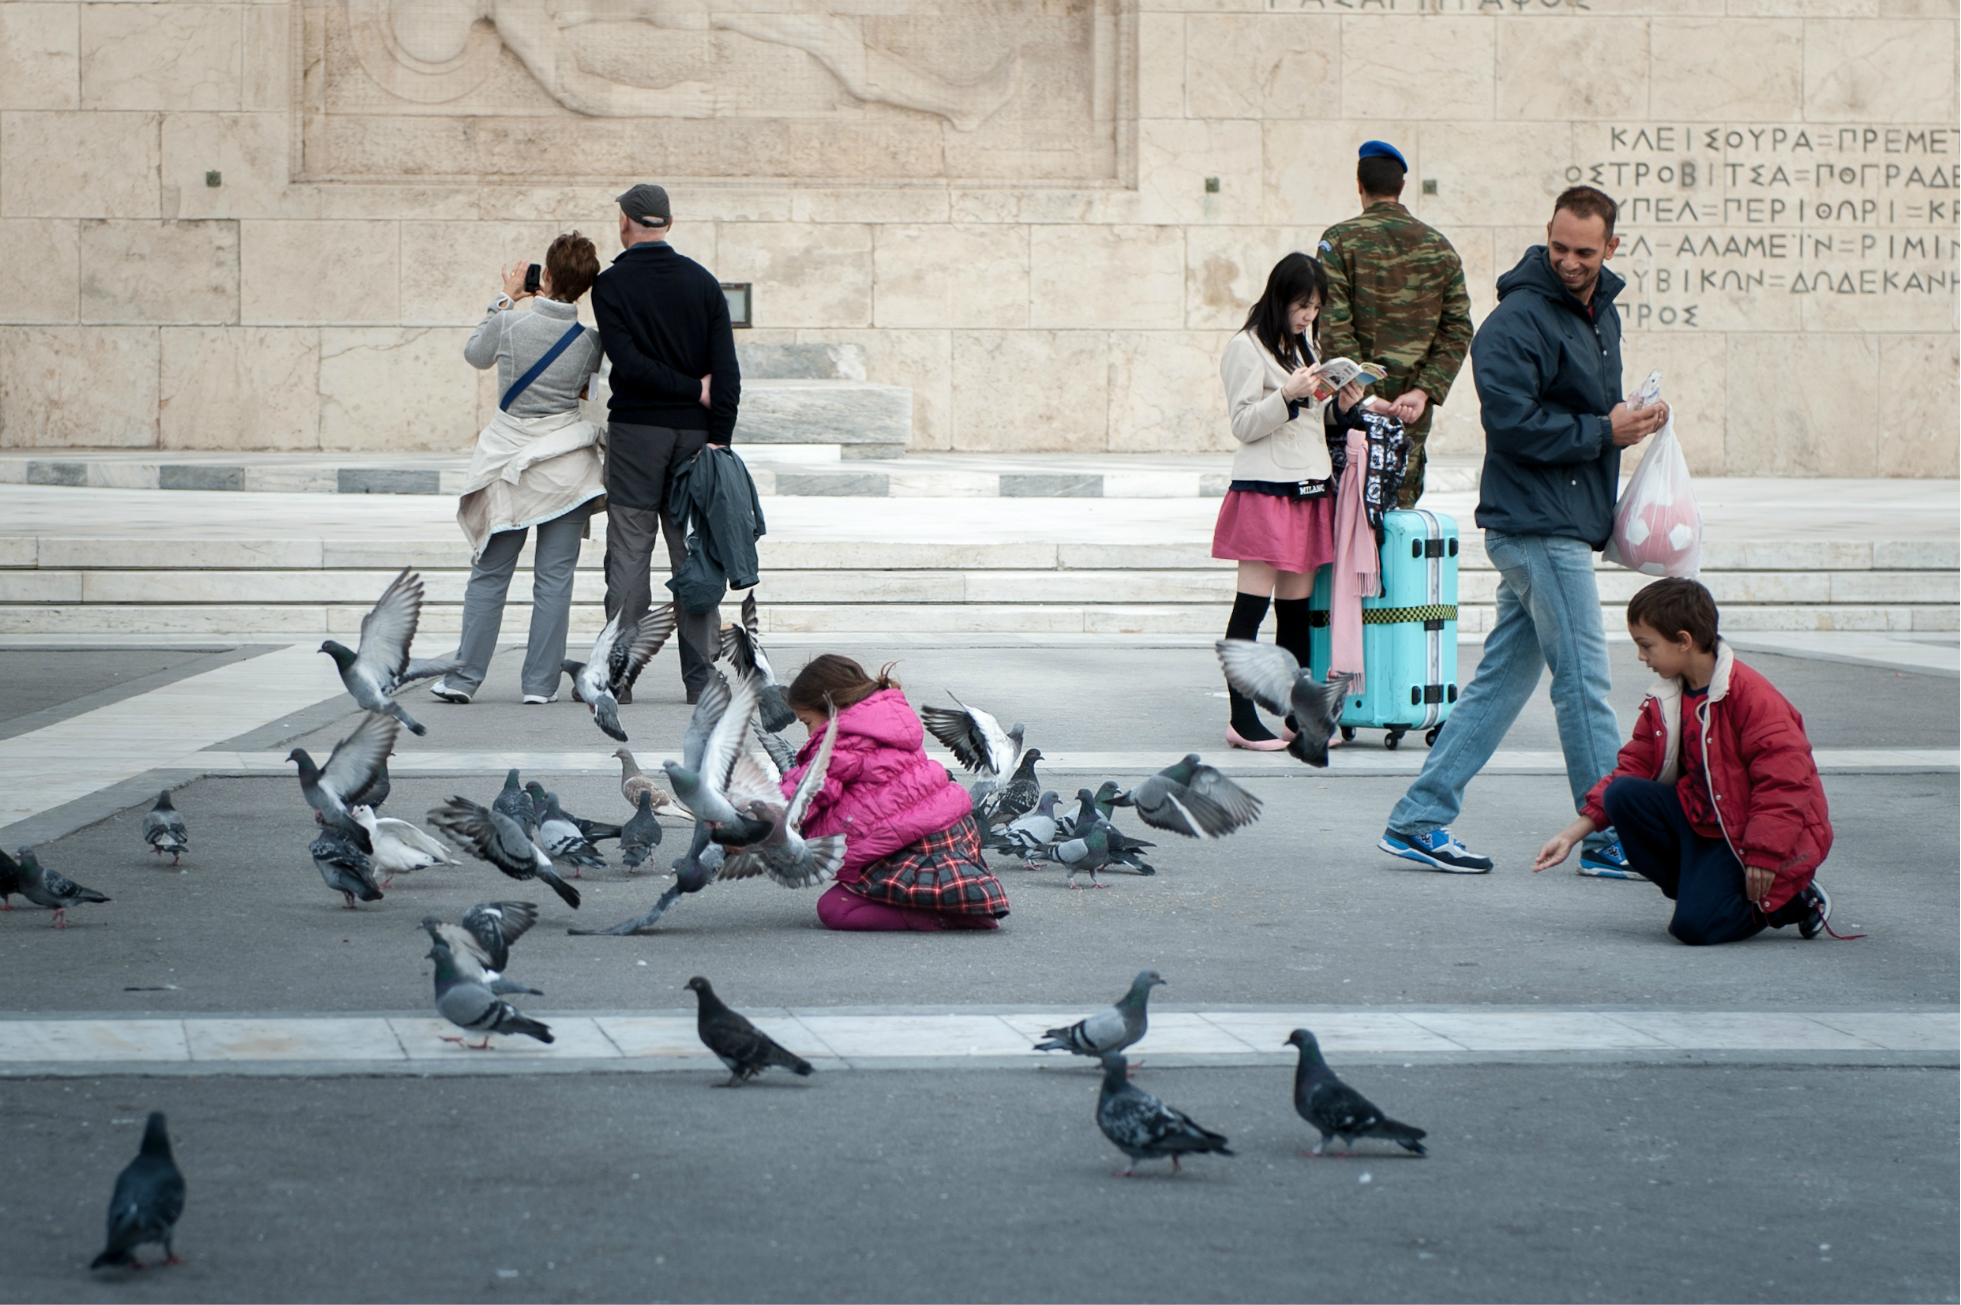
[1602,776,1764,946]
[602,422,719,693]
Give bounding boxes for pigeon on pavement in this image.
[526,784,622,844]
[318,569,463,737]
[974,748,1044,831]
[684,976,814,1086]
[308,825,383,909]
[662,668,761,828]
[492,769,536,833]
[527,787,606,876]
[347,804,456,887]
[427,935,552,1049]
[14,848,111,928]
[1096,1055,1234,1177]
[992,790,1060,856]
[719,704,845,888]
[1216,640,1354,767]
[1055,782,1121,838]
[613,748,677,816]
[141,791,189,866]
[427,795,581,909]
[571,607,677,741]
[90,1112,186,1270]
[0,847,21,910]
[1287,1028,1428,1157]
[618,791,664,870]
[1037,970,1163,1057]
[1112,755,1262,840]
[718,593,796,733]
[568,817,723,935]
[287,712,400,850]
[920,692,1025,776]
[1025,820,1112,889]
[420,914,540,996]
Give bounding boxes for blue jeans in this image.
[1386,530,1620,846]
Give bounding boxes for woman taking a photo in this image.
[1213,252,1370,749]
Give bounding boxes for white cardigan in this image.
[1219,329,1334,484]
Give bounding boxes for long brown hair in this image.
[785,654,900,713]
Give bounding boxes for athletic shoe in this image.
[1798,882,1831,940]
[1577,841,1640,879]
[429,681,472,704]
[1227,725,1288,752]
[521,692,558,705]
[1379,827,1493,874]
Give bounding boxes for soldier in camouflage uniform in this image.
[1316,141,1474,507]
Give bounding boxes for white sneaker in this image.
[522,692,558,705]
[429,681,473,704]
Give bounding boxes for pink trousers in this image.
[815,883,1002,933]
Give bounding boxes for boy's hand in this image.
[1534,817,1597,872]
[1745,865,1775,904]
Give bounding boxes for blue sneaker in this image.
[1379,828,1493,874]
[1578,842,1639,879]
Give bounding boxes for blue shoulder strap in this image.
[500,322,587,412]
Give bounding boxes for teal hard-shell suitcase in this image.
[1307,508,1460,749]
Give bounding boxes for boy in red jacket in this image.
[1534,578,1836,944]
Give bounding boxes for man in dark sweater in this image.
[1379,186,1669,877]
[591,183,741,702]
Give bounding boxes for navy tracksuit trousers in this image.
[1602,776,1766,946]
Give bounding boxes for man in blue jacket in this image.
[1379,186,1669,875]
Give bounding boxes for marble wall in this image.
[0,0,1953,474]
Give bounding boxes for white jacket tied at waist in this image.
[456,408,607,559]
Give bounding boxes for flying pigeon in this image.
[1036,970,1163,1057]
[662,668,761,829]
[456,899,537,974]
[974,748,1044,832]
[618,791,664,871]
[991,790,1060,856]
[1112,755,1262,840]
[90,1112,186,1270]
[140,791,189,866]
[1096,1055,1234,1177]
[719,703,845,889]
[0,847,20,909]
[571,607,677,741]
[14,848,110,927]
[426,795,581,910]
[1025,819,1112,889]
[427,935,552,1049]
[718,592,796,733]
[1287,1028,1428,1157]
[317,569,463,737]
[1216,641,1354,767]
[568,817,723,935]
[920,692,1025,776]
[308,825,383,909]
[346,804,456,887]
[613,748,678,816]
[287,711,400,850]
[752,722,797,779]
[420,914,540,997]
[527,787,606,876]
[684,976,814,1086]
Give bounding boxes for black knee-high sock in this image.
[1272,597,1314,671]
[1224,592,1274,738]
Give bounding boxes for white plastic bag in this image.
[1603,415,1702,578]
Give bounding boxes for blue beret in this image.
[1358,140,1407,171]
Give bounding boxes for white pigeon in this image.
[347,805,457,887]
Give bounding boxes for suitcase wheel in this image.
[1339,726,1356,743]
[1384,728,1405,751]
[1424,726,1441,748]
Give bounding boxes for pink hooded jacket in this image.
[780,688,973,882]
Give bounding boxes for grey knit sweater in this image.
[464,296,604,419]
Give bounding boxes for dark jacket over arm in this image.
[590,241,742,443]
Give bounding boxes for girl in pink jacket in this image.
[779,655,1010,932]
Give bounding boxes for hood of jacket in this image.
[1494,244,1625,315]
[828,688,925,751]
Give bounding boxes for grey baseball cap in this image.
[617,183,671,228]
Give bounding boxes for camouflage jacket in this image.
[1316,201,1474,407]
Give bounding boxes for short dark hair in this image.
[1553,185,1619,238]
[544,230,600,302]
[1240,252,1329,370]
[1626,578,1718,652]
[786,653,900,714]
[1357,156,1405,199]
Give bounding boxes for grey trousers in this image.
[450,504,591,698]
[603,422,719,693]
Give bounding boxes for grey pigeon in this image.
[992,790,1060,856]
[539,790,623,845]
[529,787,606,877]
[618,791,664,870]
[663,668,761,828]
[1055,783,1119,838]
[492,768,535,832]
[141,791,189,866]
[287,711,400,850]
[1112,754,1261,840]
[920,692,1025,776]
[318,569,462,737]
[684,976,813,1086]
[613,749,677,816]
[1026,820,1111,889]
[720,704,845,888]
[1097,817,1158,877]
[572,607,677,741]
[974,748,1044,831]
[752,723,797,779]
[457,899,538,973]
[308,825,382,909]
[1216,640,1354,767]
[427,795,581,909]
[1037,970,1163,1057]
[1287,1028,1428,1157]
[347,804,455,887]
[427,937,552,1049]
[91,1112,186,1270]
[718,592,797,733]
[0,847,20,910]
[1096,1055,1234,1177]
[15,848,110,928]
[569,817,722,935]
[420,914,540,996]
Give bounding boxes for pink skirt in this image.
[1211,490,1337,574]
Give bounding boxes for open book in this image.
[1309,357,1388,404]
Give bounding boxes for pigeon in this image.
[1112,755,1261,840]
[308,825,383,909]
[992,790,1060,856]
[618,791,664,870]
[920,692,1025,776]
[752,723,797,779]
[1096,1055,1234,1177]
[719,703,845,889]
[1097,817,1158,877]
[426,795,581,910]
[613,748,678,816]
[526,787,606,876]
[572,607,677,741]
[1216,640,1354,767]
[420,914,540,997]
[569,817,722,935]
[141,791,189,866]
[14,848,111,928]
[526,784,622,844]
[1026,820,1112,889]
[1055,782,1121,838]
[492,769,537,833]
[90,1112,186,1270]
[346,755,391,811]
[974,747,1044,831]
[1036,970,1163,1057]
[1287,1028,1428,1157]
[455,899,538,974]
[346,804,456,887]
[663,668,761,828]
[684,976,813,1086]
[318,569,463,737]
[0,847,21,909]
[287,711,400,850]
[718,592,796,733]
[427,936,552,1049]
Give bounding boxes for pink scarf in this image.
[1330,428,1380,690]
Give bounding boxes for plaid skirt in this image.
[848,817,1011,918]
